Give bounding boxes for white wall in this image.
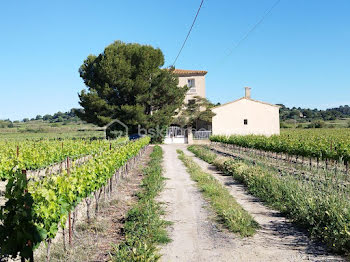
[178,75,206,103]
[212,98,280,136]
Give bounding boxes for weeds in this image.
[188,145,350,254]
[177,149,259,237]
[111,146,170,262]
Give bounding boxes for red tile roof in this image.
[170,69,207,76]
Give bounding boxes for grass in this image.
[188,145,350,255]
[281,118,350,128]
[110,145,170,262]
[36,218,107,262]
[0,120,104,140]
[177,149,259,237]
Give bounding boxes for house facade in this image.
[172,69,207,103]
[164,69,207,144]
[164,70,280,144]
[212,87,280,136]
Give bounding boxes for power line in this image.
[224,0,281,60]
[172,0,204,67]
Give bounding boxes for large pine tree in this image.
[77,41,188,142]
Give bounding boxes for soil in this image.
[34,145,153,262]
[158,144,345,262]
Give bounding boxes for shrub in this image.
[307,120,326,128]
[280,122,291,128]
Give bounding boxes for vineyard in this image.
[210,128,350,172]
[0,136,150,261]
[1,129,349,260]
[202,129,350,254]
[0,138,130,180]
[188,144,350,254]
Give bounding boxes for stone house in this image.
[164,69,280,144]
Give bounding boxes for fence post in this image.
[67,157,72,247]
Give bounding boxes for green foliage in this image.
[0,171,45,260]
[0,120,14,129]
[112,146,169,262]
[77,41,188,142]
[0,138,129,180]
[178,149,259,236]
[210,129,350,162]
[189,145,350,254]
[0,137,150,260]
[279,104,350,122]
[187,145,217,164]
[175,96,216,128]
[280,122,292,128]
[307,120,326,128]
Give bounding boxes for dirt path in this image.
[157,145,344,262]
[158,145,238,262]
[182,146,344,262]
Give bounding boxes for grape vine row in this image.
[0,137,150,261]
[210,129,350,167]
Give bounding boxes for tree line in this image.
[279,104,350,121]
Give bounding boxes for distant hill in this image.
[28,108,84,123]
[278,104,350,128]
[0,109,104,140]
[278,104,350,121]
[0,109,87,129]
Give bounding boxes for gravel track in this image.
[158,145,238,262]
[158,144,345,262]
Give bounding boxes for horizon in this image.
[2,101,350,122]
[1,0,349,120]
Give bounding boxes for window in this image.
[187,79,196,93]
[244,119,248,125]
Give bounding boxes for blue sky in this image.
[0,0,349,120]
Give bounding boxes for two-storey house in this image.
[172,69,207,103]
[164,69,208,144]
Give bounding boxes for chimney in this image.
[244,87,251,99]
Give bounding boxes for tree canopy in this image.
[77,41,188,141]
[278,104,350,122]
[173,96,216,129]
